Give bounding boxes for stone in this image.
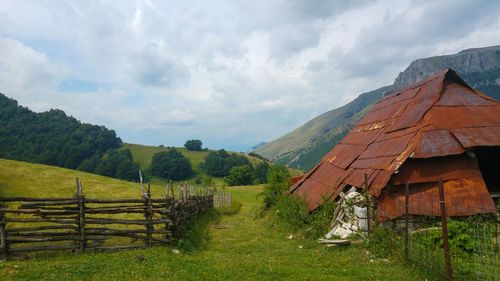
[333,227,353,239]
[353,206,367,218]
[358,218,368,230]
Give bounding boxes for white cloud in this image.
[0,0,499,150]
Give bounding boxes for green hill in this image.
[0,158,163,199]
[123,143,302,186]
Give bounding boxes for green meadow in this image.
[0,159,427,280]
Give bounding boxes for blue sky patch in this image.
[58,79,99,92]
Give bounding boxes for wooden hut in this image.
[290,69,499,221]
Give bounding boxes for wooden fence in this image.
[213,190,232,208]
[0,180,228,260]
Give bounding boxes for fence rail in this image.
[0,180,233,260]
[378,180,499,281]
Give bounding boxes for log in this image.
[19,200,79,207]
[6,225,77,233]
[330,192,346,228]
[8,236,79,243]
[0,208,79,215]
[9,245,79,252]
[85,209,146,214]
[5,218,77,224]
[0,198,74,202]
[85,199,147,204]
[318,238,351,245]
[85,218,171,225]
[86,245,147,251]
[6,231,78,236]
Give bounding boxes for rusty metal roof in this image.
[291,69,500,214]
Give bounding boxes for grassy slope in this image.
[0,159,425,280]
[0,159,156,198]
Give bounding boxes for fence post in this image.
[364,173,371,236]
[404,182,409,260]
[438,179,453,281]
[0,205,7,260]
[76,178,86,252]
[145,184,153,248]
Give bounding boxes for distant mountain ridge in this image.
[253,45,500,171]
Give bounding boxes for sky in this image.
[1,0,500,151]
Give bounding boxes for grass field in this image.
[0,159,427,280]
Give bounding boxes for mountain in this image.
[253,86,391,170]
[253,45,500,171]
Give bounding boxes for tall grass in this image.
[271,194,336,239]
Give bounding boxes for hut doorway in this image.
[475,147,500,195]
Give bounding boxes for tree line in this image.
[149,147,271,186]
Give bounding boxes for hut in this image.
[290,69,499,221]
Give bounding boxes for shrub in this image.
[225,166,254,186]
[271,194,336,239]
[261,165,290,210]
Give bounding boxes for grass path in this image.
[0,184,426,280]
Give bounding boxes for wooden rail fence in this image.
[0,180,232,260]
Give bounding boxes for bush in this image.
[150,149,193,180]
[184,139,203,151]
[273,194,310,230]
[225,165,254,186]
[261,165,290,210]
[271,194,336,239]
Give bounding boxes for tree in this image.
[203,150,227,177]
[150,149,193,180]
[261,165,291,209]
[115,160,140,181]
[225,165,254,186]
[184,139,203,151]
[203,149,252,177]
[254,162,270,184]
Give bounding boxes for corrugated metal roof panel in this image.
[413,129,464,158]
[340,128,383,145]
[387,76,444,132]
[373,86,421,111]
[377,177,496,221]
[452,126,500,148]
[344,168,380,188]
[436,82,496,106]
[349,156,395,170]
[357,99,410,125]
[323,143,366,169]
[391,155,482,185]
[429,106,500,129]
[358,132,415,159]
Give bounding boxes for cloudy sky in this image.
[1,0,499,151]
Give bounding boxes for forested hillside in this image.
[0,93,122,170]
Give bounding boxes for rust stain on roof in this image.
[290,69,500,218]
